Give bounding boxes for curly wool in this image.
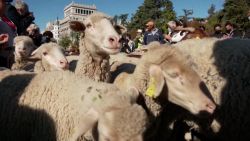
[174,38,250,140]
[0,71,147,141]
[74,35,111,82]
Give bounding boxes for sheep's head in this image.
[13,36,36,59]
[30,43,69,71]
[69,12,126,55]
[142,42,216,116]
[78,87,147,141]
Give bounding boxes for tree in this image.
[208,4,216,17]
[70,31,80,46]
[58,36,71,50]
[119,14,129,25]
[179,9,193,22]
[215,0,249,30]
[128,0,176,32]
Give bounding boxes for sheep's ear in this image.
[127,87,139,103]
[146,65,165,98]
[126,52,143,58]
[69,21,86,32]
[114,25,127,35]
[28,47,42,61]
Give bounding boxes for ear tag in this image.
[146,77,156,98]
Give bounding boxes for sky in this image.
[21,0,225,31]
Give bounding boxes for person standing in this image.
[5,0,34,35]
[143,20,165,45]
[212,24,223,38]
[223,22,242,39]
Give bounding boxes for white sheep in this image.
[173,38,250,141]
[111,42,216,140]
[11,37,69,72]
[31,42,69,72]
[0,71,148,141]
[11,36,36,71]
[69,11,126,82]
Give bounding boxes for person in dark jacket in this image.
[212,24,223,38]
[143,19,165,45]
[222,22,242,39]
[4,0,34,35]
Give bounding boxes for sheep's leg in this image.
[69,108,99,141]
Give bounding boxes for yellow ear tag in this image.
[146,77,156,98]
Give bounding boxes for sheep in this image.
[0,70,148,141]
[31,43,69,72]
[111,42,216,140]
[172,38,250,141]
[11,36,69,72]
[11,36,36,71]
[69,11,126,82]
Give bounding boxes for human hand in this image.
[0,34,9,49]
[0,34,9,44]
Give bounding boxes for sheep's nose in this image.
[59,59,69,69]
[205,101,216,114]
[108,36,119,44]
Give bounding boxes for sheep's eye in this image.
[168,72,179,78]
[43,52,48,56]
[86,23,92,28]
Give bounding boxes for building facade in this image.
[46,2,97,40]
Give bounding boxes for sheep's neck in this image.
[131,62,164,118]
[75,38,111,82]
[132,63,150,93]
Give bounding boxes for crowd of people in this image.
[121,13,250,53]
[1,0,250,66]
[0,0,55,68]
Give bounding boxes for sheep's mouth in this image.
[103,46,121,53]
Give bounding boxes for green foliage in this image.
[207,0,250,31]
[70,31,80,46]
[127,0,176,32]
[119,14,129,25]
[58,36,72,50]
[208,4,216,17]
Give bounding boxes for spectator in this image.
[165,20,195,43]
[0,0,15,68]
[222,21,242,39]
[134,29,144,49]
[25,23,42,47]
[244,10,250,39]
[126,34,135,52]
[212,24,223,38]
[143,19,165,45]
[120,34,132,54]
[42,30,56,44]
[5,0,34,35]
[199,25,206,32]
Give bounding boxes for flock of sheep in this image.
[0,11,250,141]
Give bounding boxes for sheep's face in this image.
[31,43,69,71]
[147,63,216,116]
[69,12,126,55]
[83,17,122,54]
[14,36,35,58]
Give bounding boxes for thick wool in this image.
[0,71,147,141]
[174,38,250,140]
[74,36,111,82]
